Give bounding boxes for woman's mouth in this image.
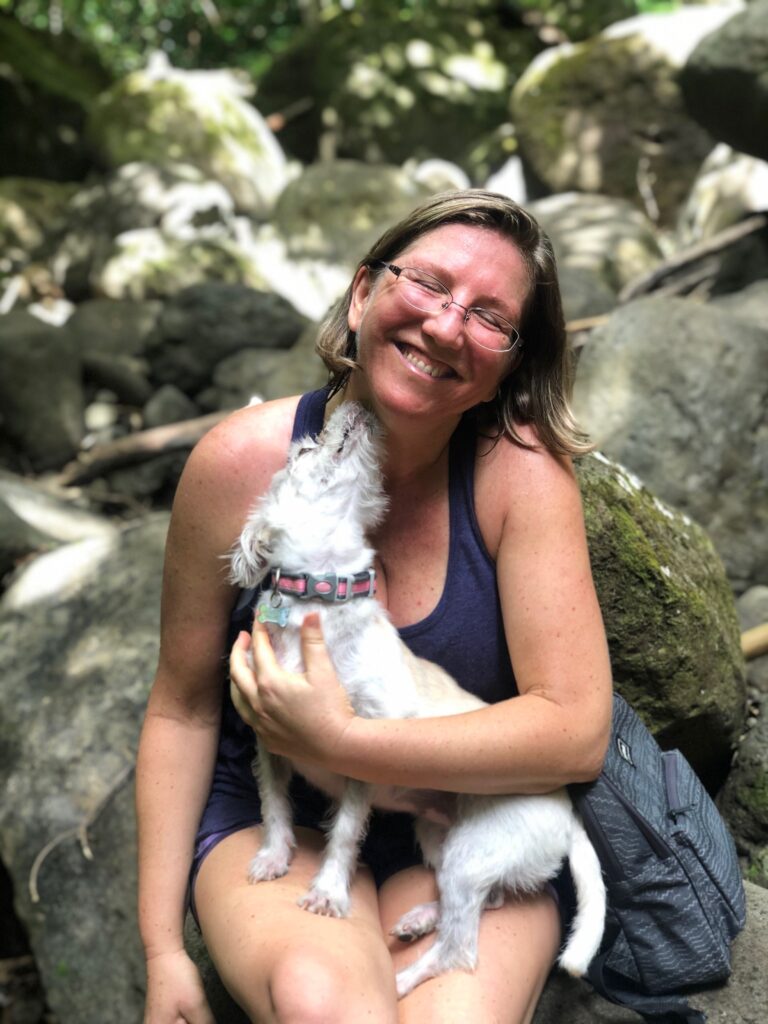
[396,343,457,380]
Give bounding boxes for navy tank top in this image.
[195,388,517,848]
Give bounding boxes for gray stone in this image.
[719,702,768,888]
[142,384,199,428]
[680,0,768,161]
[712,280,768,331]
[204,325,327,410]
[66,297,163,358]
[527,192,663,320]
[0,310,85,470]
[573,296,768,593]
[0,516,167,1024]
[149,282,308,393]
[272,160,432,265]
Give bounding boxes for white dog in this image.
[230,400,605,997]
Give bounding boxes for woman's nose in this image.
[420,303,468,349]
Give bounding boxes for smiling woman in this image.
[135,189,613,1024]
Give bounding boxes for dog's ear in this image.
[229,510,274,588]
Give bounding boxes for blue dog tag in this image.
[256,601,290,628]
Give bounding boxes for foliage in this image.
[1,0,685,79]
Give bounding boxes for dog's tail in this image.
[557,818,606,977]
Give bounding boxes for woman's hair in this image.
[316,188,591,456]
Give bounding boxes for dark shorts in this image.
[188,773,576,943]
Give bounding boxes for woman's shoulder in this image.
[170,395,302,542]
[475,421,581,534]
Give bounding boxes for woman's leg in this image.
[195,825,399,1023]
[379,866,561,1024]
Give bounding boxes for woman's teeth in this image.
[400,345,454,379]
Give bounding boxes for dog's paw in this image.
[390,901,439,941]
[297,887,350,918]
[247,848,293,884]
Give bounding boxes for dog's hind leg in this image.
[298,779,372,918]
[394,873,488,998]
[248,746,296,883]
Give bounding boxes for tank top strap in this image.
[292,387,331,442]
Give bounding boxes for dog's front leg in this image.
[248,743,296,883]
[298,779,371,918]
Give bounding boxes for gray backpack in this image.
[569,693,746,1023]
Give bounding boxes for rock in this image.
[184,880,768,1024]
[255,8,536,176]
[575,452,746,789]
[142,384,199,429]
[712,280,768,331]
[718,702,768,888]
[0,310,85,470]
[66,297,162,357]
[92,227,269,302]
[87,54,288,216]
[201,324,327,410]
[512,6,729,222]
[677,144,768,245]
[0,515,168,1024]
[148,282,308,392]
[532,881,768,1023]
[527,192,662,320]
[81,352,154,407]
[271,160,433,264]
[573,296,768,593]
[680,0,768,162]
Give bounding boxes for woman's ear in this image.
[347,265,373,333]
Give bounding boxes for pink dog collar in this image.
[267,569,376,603]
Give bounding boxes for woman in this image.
[136,189,613,1023]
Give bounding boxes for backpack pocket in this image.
[662,749,746,942]
[606,854,727,993]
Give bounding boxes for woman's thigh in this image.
[195,825,399,1023]
[379,866,561,1024]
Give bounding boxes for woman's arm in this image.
[231,443,612,796]
[136,401,295,1020]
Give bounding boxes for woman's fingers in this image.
[299,612,336,681]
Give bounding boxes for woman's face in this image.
[346,224,530,425]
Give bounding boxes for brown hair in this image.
[316,189,590,456]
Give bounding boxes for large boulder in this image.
[573,296,768,593]
[185,881,768,1024]
[0,310,85,470]
[0,515,168,1024]
[511,5,739,222]
[679,0,768,162]
[87,54,288,217]
[575,452,745,789]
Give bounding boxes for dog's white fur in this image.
[230,401,605,997]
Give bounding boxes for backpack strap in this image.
[587,954,706,1024]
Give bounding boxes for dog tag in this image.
[256,601,290,628]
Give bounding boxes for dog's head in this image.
[230,401,387,588]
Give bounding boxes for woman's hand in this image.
[143,949,214,1024]
[229,614,355,764]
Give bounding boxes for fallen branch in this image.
[618,213,768,303]
[56,410,230,487]
[28,762,134,904]
[742,622,768,661]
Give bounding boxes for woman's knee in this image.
[267,941,397,1024]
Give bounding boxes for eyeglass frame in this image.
[365,258,523,354]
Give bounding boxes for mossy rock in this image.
[87,57,287,215]
[511,33,713,223]
[576,452,746,790]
